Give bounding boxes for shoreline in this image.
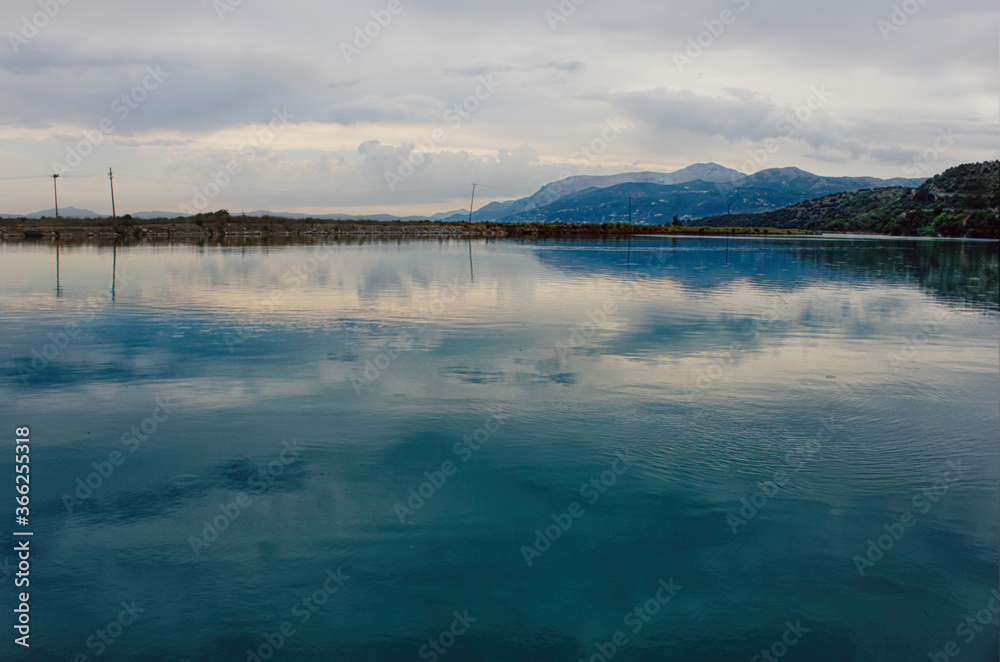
[0,218,819,243]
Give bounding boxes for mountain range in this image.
[442,163,926,224]
[1,162,926,222]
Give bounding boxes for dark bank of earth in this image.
[0,215,815,243]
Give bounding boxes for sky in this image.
[0,0,997,217]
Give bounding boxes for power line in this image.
[0,170,107,180]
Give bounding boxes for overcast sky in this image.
[0,0,996,216]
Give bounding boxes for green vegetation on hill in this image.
[696,161,999,238]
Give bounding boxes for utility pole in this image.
[467,183,477,223]
[108,168,116,221]
[628,196,632,224]
[51,174,60,218]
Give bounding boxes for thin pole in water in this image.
[468,183,476,281]
[626,196,633,269]
[112,241,117,302]
[109,168,116,221]
[55,244,61,296]
[51,174,60,218]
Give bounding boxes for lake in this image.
[1,235,997,661]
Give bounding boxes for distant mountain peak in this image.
[11,207,104,219]
[671,162,747,178]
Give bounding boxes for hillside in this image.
[469,168,925,225]
[443,163,924,224]
[695,161,999,238]
[462,163,744,222]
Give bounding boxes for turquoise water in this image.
[1,236,997,661]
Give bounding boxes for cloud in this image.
[0,0,994,214]
[328,77,367,89]
[326,95,446,125]
[540,60,584,73]
[601,87,798,143]
[444,63,515,77]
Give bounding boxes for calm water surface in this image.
[0,236,997,661]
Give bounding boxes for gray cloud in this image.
[444,63,515,77]
[0,0,994,214]
[328,77,367,89]
[605,87,784,143]
[540,60,584,73]
[326,94,446,125]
